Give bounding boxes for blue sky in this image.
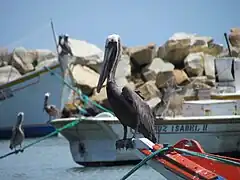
[1,0,239,51]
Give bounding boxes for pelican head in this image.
[16,112,24,127]
[44,92,50,111]
[96,34,122,93]
[45,92,50,98]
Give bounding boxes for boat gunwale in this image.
[0,63,60,89]
[184,94,240,101]
[50,115,240,126]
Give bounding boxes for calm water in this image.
[0,136,163,180]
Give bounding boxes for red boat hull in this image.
[138,138,240,180]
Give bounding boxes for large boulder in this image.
[33,49,56,64]
[173,69,189,85]
[189,43,223,56]
[203,54,215,79]
[35,58,59,70]
[184,52,205,77]
[11,47,36,74]
[147,97,161,109]
[157,32,222,66]
[0,65,22,85]
[128,43,157,66]
[158,38,191,66]
[69,38,104,73]
[0,48,10,67]
[229,28,240,48]
[157,33,212,65]
[71,64,105,95]
[155,71,175,89]
[141,58,174,82]
[115,54,131,79]
[136,81,160,101]
[115,77,129,90]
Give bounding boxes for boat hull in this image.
[50,115,240,167]
[0,124,56,139]
[134,138,240,180]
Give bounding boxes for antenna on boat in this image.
[224,32,232,57]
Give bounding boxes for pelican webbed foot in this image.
[115,139,126,150]
[19,145,24,153]
[125,138,135,150]
[115,138,135,150]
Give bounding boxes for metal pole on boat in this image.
[224,32,232,57]
[50,19,59,54]
[50,19,65,76]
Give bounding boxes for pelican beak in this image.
[17,112,24,125]
[97,36,120,93]
[43,93,49,111]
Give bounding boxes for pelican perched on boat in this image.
[96,34,157,150]
[43,92,60,122]
[9,112,25,151]
[43,92,79,120]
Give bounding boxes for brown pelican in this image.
[9,112,25,151]
[59,34,73,56]
[43,92,60,122]
[96,34,157,150]
[44,92,80,120]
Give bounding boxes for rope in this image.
[0,118,81,160]
[44,66,113,114]
[4,22,50,50]
[74,103,90,115]
[120,146,169,180]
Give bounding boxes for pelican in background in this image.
[9,112,25,151]
[96,34,157,150]
[43,92,80,120]
[43,92,61,122]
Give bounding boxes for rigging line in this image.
[4,21,50,85]
[4,22,50,49]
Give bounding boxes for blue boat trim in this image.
[0,125,57,139]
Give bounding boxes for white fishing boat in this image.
[50,101,240,166]
[49,55,240,166]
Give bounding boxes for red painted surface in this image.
[139,139,240,180]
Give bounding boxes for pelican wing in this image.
[9,127,17,147]
[122,86,157,143]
